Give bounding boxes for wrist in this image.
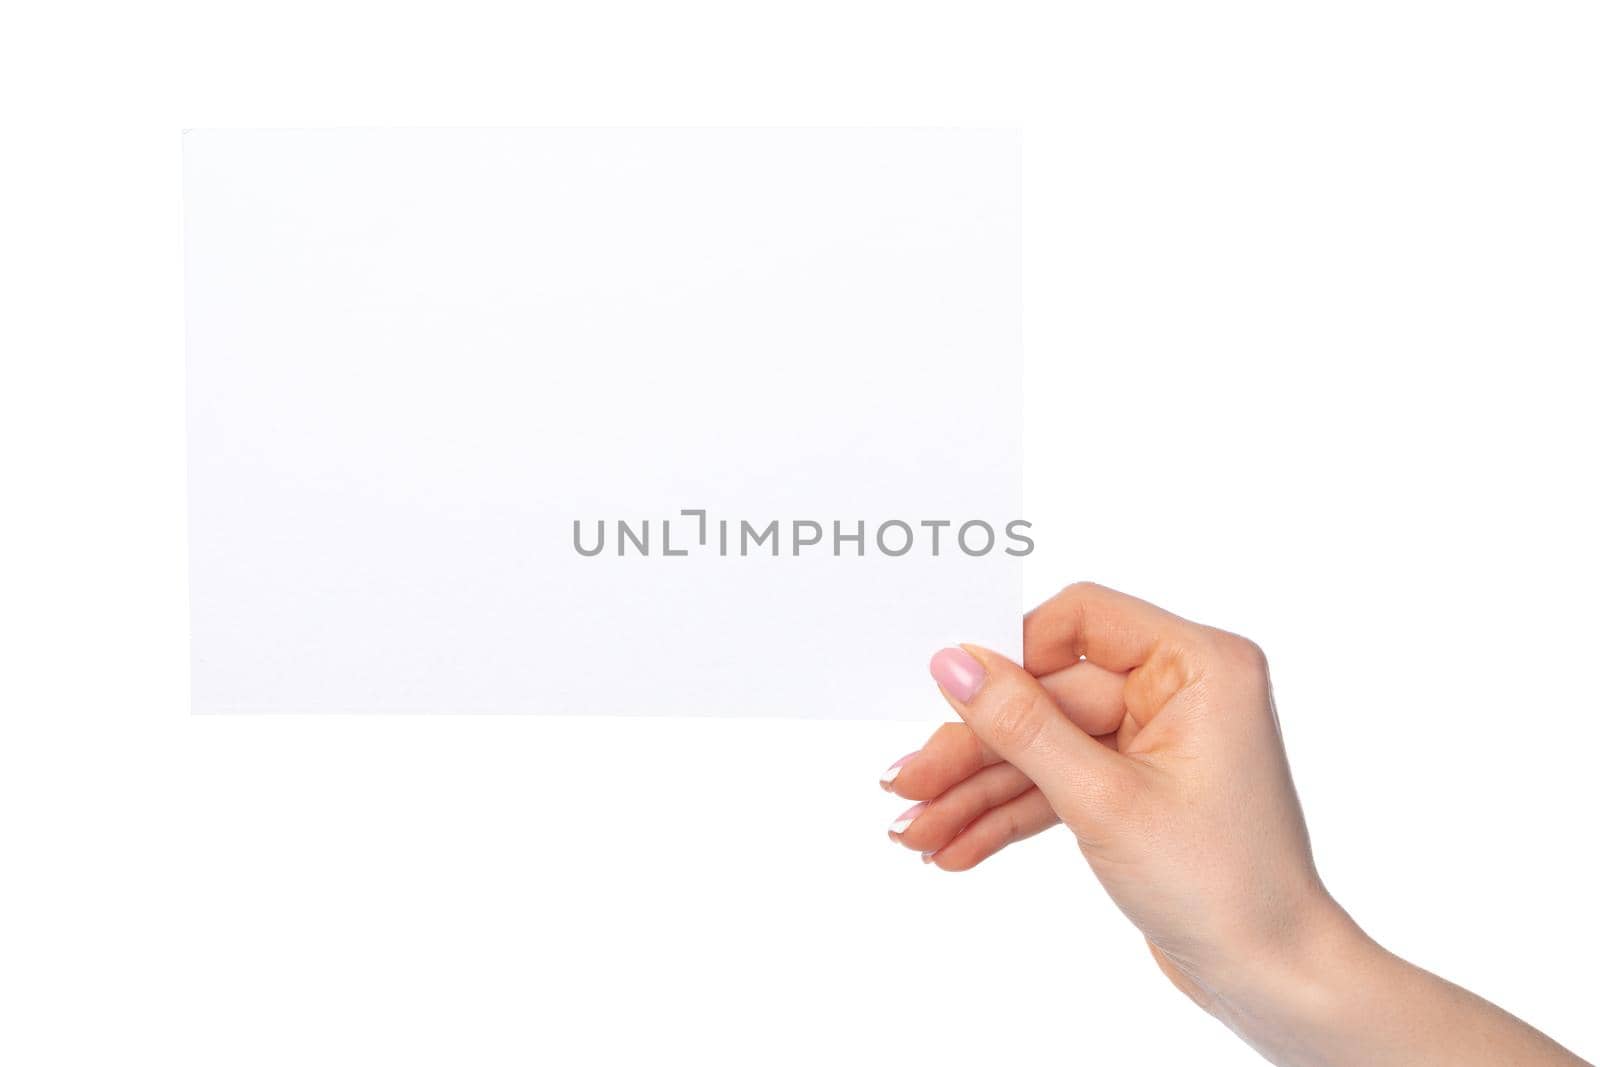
[1203,896,1385,1065]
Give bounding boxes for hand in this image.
[882,582,1336,1011]
[879,583,1591,1066]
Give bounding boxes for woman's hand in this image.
[881,582,1589,1066]
[883,582,1335,1010]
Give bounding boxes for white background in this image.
[2,3,1596,1065]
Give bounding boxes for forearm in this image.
[1209,906,1590,1067]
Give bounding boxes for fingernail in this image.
[929,646,986,702]
[888,801,926,836]
[879,752,916,789]
[921,851,937,864]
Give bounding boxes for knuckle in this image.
[1001,803,1026,843]
[932,720,983,761]
[983,690,1048,752]
[1057,579,1107,606]
[1208,629,1269,674]
[982,766,1030,808]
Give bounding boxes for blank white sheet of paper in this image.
[185,128,1022,717]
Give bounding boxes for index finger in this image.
[1023,581,1190,676]
[881,722,1001,800]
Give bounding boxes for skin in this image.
[884,582,1590,1067]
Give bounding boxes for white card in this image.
[185,128,1023,717]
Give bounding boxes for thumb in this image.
[929,644,1135,838]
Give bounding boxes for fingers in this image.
[931,643,1136,836]
[927,788,1058,872]
[882,661,1128,801]
[1023,581,1190,676]
[879,722,1002,801]
[880,583,1175,866]
[1036,660,1127,737]
[886,761,1036,853]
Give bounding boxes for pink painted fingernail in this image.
[929,647,985,702]
[879,752,916,788]
[888,801,926,836]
